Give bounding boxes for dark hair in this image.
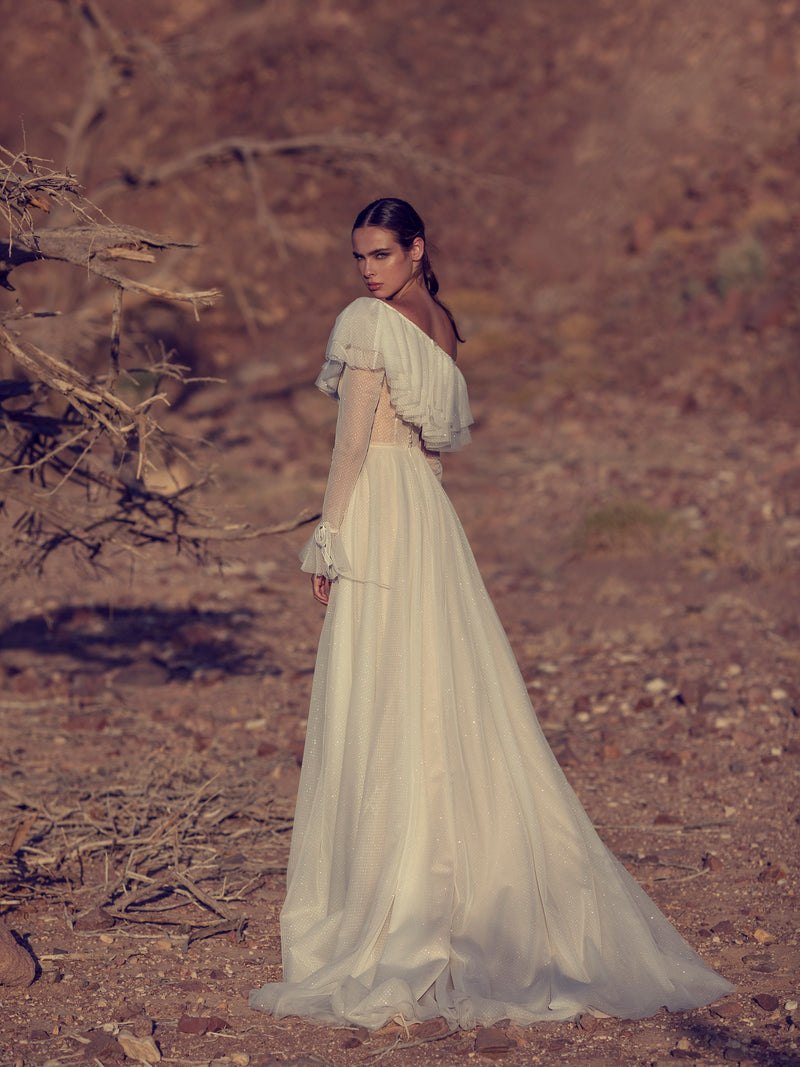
[352,198,464,343]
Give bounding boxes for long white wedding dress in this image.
[249,297,733,1030]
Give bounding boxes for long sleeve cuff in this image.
[299,520,352,581]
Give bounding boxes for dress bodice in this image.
[369,378,422,449]
[300,297,469,578]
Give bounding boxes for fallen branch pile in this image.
[0,756,293,945]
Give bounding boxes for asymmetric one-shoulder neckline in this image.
[377,298,457,363]
[315,297,473,453]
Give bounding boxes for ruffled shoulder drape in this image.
[315,298,473,452]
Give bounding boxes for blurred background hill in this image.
[2,0,798,422]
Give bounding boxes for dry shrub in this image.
[572,499,682,556]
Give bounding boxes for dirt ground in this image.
[1,1,799,1065]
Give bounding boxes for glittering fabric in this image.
[251,300,734,1030]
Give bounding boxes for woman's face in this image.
[352,226,423,300]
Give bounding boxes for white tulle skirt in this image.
[249,443,733,1029]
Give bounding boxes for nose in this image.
[361,259,373,277]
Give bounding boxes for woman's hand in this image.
[312,574,331,605]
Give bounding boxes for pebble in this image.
[752,928,776,944]
[754,993,780,1011]
[645,677,669,694]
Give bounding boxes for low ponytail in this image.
[420,250,464,343]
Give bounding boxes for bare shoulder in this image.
[428,303,458,360]
[396,294,457,360]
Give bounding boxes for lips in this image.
[367,282,381,292]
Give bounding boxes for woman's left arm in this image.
[301,364,384,586]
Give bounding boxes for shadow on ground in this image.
[0,604,278,680]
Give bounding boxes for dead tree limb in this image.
[1,224,219,312]
[0,143,324,574]
[93,132,510,205]
[0,147,230,572]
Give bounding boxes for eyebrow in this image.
[352,247,391,258]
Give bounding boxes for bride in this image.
[249,197,734,1030]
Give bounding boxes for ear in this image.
[410,236,424,261]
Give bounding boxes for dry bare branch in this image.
[0,131,362,574]
[91,132,514,207]
[1,223,220,310]
[0,146,226,572]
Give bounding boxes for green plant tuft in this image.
[572,499,680,555]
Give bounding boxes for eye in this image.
[376,252,388,259]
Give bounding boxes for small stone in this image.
[730,730,759,749]
[742,953,777,973]
[711,920,735,935]
[0,919,36,987]
[475,1026,516,1056]
[412,1018,450,1039]
[753,993,780,1012]
[572,694,591,715]
[704,691,731,709]
[73,907,116,932]
[758,861,789,884]
[117,1031,161,1064]
[177,1015,229,1035]
[645,677,669,694]
[677,680,703,707]
[128,1013,155,1038]
[752,928,776,945]
[83,1031,125,1060]
[710,1001,744,1019]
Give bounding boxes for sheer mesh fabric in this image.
[314,298,472,452]
[302,368,443,579]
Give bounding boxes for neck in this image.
[386,268,424,305]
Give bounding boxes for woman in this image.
[250,198,733,1030]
